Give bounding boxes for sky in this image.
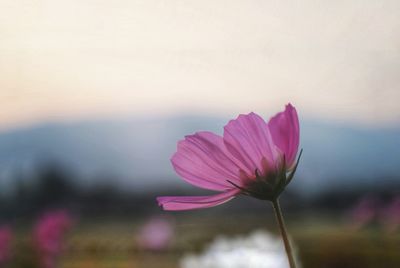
[1,0,399,130]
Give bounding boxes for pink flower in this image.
[33,210,73,268]
[0,226,13,265]
[157,104,300,211]
[136,216,174,251]
[347,196,380,230]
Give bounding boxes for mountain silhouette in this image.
[0,115,398,194]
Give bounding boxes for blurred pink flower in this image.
[33,210,73,268]
[347,196,380,230]
[0,226,13,265]
[136,216,174,251]
[380,196,400,233]
[157,104,300,210]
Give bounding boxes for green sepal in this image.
[285,149,303,186]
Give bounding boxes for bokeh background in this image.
[1,1,400,267]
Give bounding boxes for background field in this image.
[9,207,400,268]
[63,216,400,268]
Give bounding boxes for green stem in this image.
[272,198,297,268]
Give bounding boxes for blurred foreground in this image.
[5,209,400,268]
[1,166,400,267]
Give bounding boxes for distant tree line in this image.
[0,163,399,222]
[0,163,161,222]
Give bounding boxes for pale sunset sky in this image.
[1,0,399,130]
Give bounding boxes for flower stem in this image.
[272,198,297,268]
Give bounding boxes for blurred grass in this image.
[47,215,400,268]
[13,214,400,268]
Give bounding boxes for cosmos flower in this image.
[157,104,300,210]
[347,195,380,230]
[0,226,13,265]
[136,216,175,251]
[33,210,73,268]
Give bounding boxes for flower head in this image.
[136,216,175,251]
[157,104,301,210]
[34,210,73,268]
[0,226,13,265]
[347,195,380,230]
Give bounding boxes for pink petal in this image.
[171,131,245,191]
[268,104,300,167]
[223,112,279,175]
[157,189,240,211]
